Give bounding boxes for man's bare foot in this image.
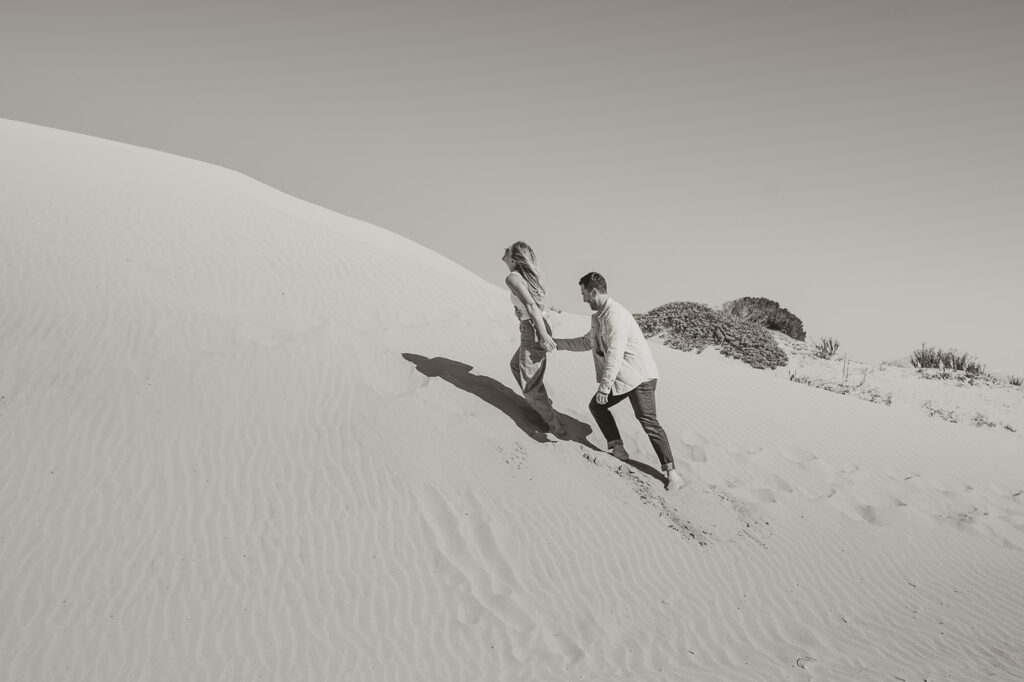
[665,469,684,492]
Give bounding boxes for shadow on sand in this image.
[617,457,668,487]
[402,353,599,451]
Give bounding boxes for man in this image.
[554,272,684,492]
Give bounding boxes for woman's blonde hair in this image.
[506,241,546,303]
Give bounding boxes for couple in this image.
[503,241,684,492]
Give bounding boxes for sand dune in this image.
[2,119,1022,681]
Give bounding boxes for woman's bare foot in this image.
[547,416,569,438]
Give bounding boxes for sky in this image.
[2,0,1022,371]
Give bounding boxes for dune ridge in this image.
[1,119,1022,681]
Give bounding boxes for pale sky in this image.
[2,0,1022,371]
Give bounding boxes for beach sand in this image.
[2,119,1022,681]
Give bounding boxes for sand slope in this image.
[2,119,1022,681]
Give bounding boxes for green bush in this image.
[721,297,806,341]
[813,337,841,359]
[910,343,985,376]
[636,301,788,369]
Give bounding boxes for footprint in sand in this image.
[498,444,528,472]
[577,446,772,547]
[777,445,817,464]
[682,443,1024,552]
[688,444,708,462]
[732,488,778,504]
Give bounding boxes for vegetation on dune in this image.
[634,303,1018,433]
[635,301,788,370]
[721,296,806,341]
[910,343,986,376]
[813,337,841,359]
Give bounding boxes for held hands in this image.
[595,391,609,405]
[540,336,558,353]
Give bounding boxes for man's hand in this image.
[540,336,558,353]
[595,390,609,405]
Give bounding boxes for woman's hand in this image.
[540,336,558,353]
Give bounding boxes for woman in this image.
[502,241,566,437]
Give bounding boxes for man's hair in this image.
[578,271,607,293]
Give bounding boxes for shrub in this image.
[922,401,959,423]
[721,297,806,341]
[910,343,985,375]
[972,413,997,429]
[813,337,841,359]
[636,301,788,369]
[864,389,893,406]
[1009,376,1023,387]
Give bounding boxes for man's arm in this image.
[555,333,592,352]
[596,309,628,396]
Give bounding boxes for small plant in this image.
[910,343,985,376]
[813,337,841,359]
[789,373,813,385]
[972,413,997,429]
[863,389,893,406]
[1009,376,1023,387]
[923,401,960,423]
